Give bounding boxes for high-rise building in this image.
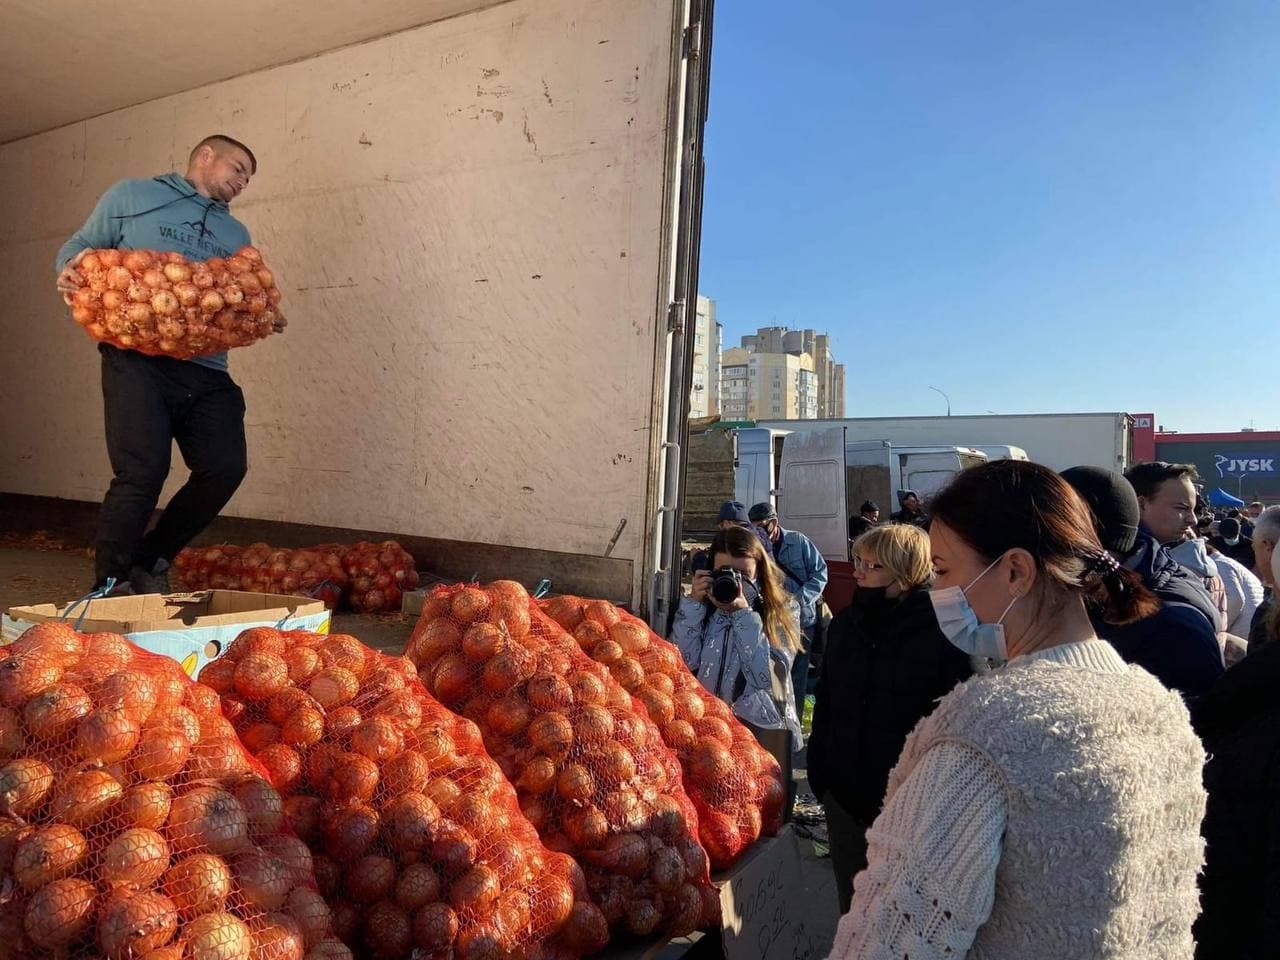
[734,325,845,419]
[689,296,721,418]
[717,346,816,420]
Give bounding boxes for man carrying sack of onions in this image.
[54,134,286,596]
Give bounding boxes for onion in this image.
[380,792,439,852]
[119,781,173,830]
[380,742,428,789]
[345,854,397,903]
[486,694,532,737]
[325,751,378,803]
[257,743,304,792]
[0,758,55,817]
[24,876,98,948]
[305,939,354,960]
[234,849,293,911]
[251,912,306,960]
[526,673,574,712]
[185,911,253,960]
[393,862,441,911]
[101,827,171,888]
[286,887,332,949]
[76,702,141,763]
[0,706,26,760]
[308,666,358,708]
[168,785,250,855]
[234,777,284,839]
[363,901,413,960]
[0,652,62,707]
[559,901,610,953]
[351,715,404,763]
[517,756,557,794]
[132,726,192,780]
[267,687,316,724]
[323,803,380,861]
[13,823,88,890]
[22,682,92,738]
[164,853,232,918]
[450,587,491,623]
[412,903,459,952]
[99,890,180,958]
[235,652,290,701]
[261,834,314,887]
[461,623,505,662]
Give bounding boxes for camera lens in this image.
[710,568,741,604]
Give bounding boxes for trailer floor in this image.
[0,543,841,955]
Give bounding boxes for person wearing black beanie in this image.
[1062,465,1224,699]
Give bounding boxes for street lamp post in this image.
[929,385,951,417]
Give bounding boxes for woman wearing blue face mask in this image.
[807,523,971,915]
[669,525,804,747]
[830,460,1208,960]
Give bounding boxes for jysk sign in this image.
[1214,453,1279,476]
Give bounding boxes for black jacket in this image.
[1210,534,1257,572]
[1093,531,1225,699]
[1191,640,1280,959]
[806,588,972,823]
[889,509,928,529]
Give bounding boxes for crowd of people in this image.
[672,461,1280,959]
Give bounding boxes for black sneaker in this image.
[129,558,171,595]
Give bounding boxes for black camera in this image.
[711,566,745,604]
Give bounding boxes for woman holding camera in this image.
[807,523,972,915]
[830,460,1206,960]
[669,525,804,743]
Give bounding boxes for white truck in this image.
[0,0,713,631]
[757,413,1135,473]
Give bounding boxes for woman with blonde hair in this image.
[669,525,804,745]
[807,522,971,914]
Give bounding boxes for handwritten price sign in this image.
[720,827,818,960]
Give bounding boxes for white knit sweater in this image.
[828,639,1206,960]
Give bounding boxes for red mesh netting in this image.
[406,582,721,943]
[538,598,785,870]
[172,541,419,613]
[64,247,282,359]
[198,628,606,960]
[0,622,346,960]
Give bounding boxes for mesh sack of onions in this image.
[538,598,785,871]
[0,623,346,960]
[406,582,721,943]
[173,542,416,614]
[173,544,351,611]
[197,628,605,960]
[65,246,282,359]
[340,542,421,614]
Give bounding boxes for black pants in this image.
[95,345,247,584]
[822,791,869,914]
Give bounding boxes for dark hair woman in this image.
[830,460,1206,960]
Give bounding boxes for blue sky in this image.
[699,2,1280,432]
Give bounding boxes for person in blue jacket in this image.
[1062,465,1224,699]
[669,525,804,746]
[748,502,829,710]
[54,134,286,595]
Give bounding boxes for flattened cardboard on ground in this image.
[717,826,820,960]
[2,589,330,677]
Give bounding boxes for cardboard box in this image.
[716,826,820,960]
[3,590,331,677]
